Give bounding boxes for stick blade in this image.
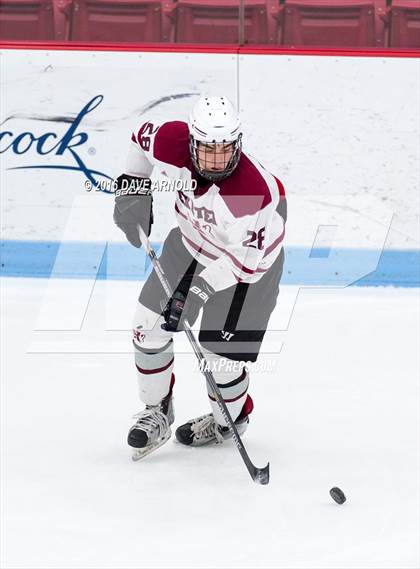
[252,462,270,485]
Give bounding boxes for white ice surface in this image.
[1,277,419,569]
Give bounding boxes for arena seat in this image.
[388,0,420,47]
[68,0,162,42]
[0,0,55,40]
[173,0,269,44]
[281,0,378,46]
[53,0,73,40]
[266,0,283,42]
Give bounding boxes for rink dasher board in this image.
[1,49,418,287]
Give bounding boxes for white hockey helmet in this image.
[188,96,242,182]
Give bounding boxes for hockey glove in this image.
[162,275,215,332]
[113,174,153,248]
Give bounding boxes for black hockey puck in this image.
[329,487,346,504]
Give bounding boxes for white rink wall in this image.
[1,49,419,284]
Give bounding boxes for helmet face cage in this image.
[189,134,242,182]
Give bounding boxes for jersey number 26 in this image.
[242,228,265,250]
[139,122,158,151]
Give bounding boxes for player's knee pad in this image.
[133,303,174,405]
[132,302,172,350]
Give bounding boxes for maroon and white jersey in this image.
[126,120,287,292]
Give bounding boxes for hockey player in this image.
[113,96,287,459]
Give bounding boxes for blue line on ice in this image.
[1,240,419,287]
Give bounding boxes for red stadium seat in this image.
[69,0,163,42]
[173,0,269,44]
[388,0,420,47]
[281,0,377,46]
[53,0,73,40]
[0,0,55,40]
[161,0,175,41]
[266,0,283,42]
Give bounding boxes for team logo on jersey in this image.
[178,191,217,225]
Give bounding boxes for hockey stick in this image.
[138,225,270,485]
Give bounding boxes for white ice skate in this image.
[175,412,249,446]
[128,394,174,461]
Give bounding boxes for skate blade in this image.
[131,429,171,461]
